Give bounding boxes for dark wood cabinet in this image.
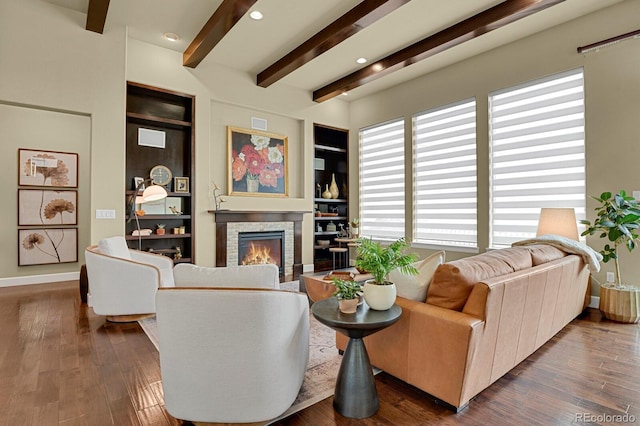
[125,82,195,263]
[313,123,349,271]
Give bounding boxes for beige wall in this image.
[0,0,126,280]
[3,0,637,288]
[348,0,640,294]
[0,0,349,280]
[126,39,350,267]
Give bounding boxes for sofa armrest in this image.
[407,303,484,408]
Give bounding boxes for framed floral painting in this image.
[18,228,78,265]
[18,189,77,226]
[18,149,78,188]
[227,126,288,197]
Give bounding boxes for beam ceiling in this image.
[257,0,411,88]
[183,0,258,68]
[85,0,110,34]
[313,0,565,102]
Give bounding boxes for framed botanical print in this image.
[18,228,78,265]
[18,189,77,226]
[18,149,78,188]
[227,126,288,197]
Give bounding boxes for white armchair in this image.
[156,264,309,423]
[84,236,174,322]
[173,263,280,288]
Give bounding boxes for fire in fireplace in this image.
[238,231,285,275]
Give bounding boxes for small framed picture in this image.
[174,177,189,193]
[133,177,145,191]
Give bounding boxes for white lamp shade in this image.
[141,185,168,203]
[536,208,579,240]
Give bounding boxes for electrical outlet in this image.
[606,272,615,283]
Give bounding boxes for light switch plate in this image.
[634,191,640,201]
[606,272,615,283]
[96,209,116,219]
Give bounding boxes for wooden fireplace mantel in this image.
[208,210,311,280]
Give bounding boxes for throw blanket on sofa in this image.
[512,234,603,272]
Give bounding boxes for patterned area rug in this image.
[138,281,343,424]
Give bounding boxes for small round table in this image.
[311,298,402,418]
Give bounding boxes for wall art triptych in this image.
[17,149,78,266]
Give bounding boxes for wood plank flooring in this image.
[0,280,638,425]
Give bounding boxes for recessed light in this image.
[372,63,384,72]
[342,92,348,96]
[356,57,367,64]
[249,10,263,20]
[163,32,180,42]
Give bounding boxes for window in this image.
[489,68,585,248]
[359,119,405,240]
[413,99,477,248]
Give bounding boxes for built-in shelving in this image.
[125,81,195,263]
[313,123,349,272]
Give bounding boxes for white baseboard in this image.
[0,272,80,288]
[303,263,315,273]
[589,296,599,309]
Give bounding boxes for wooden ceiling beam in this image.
[183,0,259,68]
[313,0,565,102]
[257,0,411,88]
[86,0,110,34]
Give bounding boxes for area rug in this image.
[138,281,345,424]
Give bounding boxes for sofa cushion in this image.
[98,236,131,260]
[427,246,533,311]
[390,250,445,302]
[523,244,567,266]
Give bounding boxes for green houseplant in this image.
[332,278,363,314]
[581,190,640,323]
[355,237,419,310]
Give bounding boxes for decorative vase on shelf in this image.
[322,185,332,199]
[329,173,339,199]
[246,174,259,193]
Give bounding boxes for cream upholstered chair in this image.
[172,263,280,288]
[157,263,309,423]
[84,236,174,322]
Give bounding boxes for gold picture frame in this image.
[174,176,189,193]
[227,126,288,197]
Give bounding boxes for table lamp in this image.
[536,208,579,241]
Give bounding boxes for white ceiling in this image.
[44,0,624,101]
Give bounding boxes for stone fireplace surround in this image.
[209,210,308,280]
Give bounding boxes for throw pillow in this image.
[390,250,445,302]
[98,236,131,260]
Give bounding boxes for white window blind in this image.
[490,68,585,248]
[359,119,405,240]
[413,99,477,248]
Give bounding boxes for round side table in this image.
[311,297,401,418]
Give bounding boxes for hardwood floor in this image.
[0,280,638,425]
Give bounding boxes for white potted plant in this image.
[332,278,363,314]
[581,190,640,323]
[355,237,418,310]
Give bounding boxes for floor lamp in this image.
[127,179,168,250]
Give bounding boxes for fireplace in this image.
[238,231,285,276]
[209,210,309,281]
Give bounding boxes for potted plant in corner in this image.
[581,190,640,323]
[332,278,363,314]
[355,237,418,310]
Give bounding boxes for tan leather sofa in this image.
[336,245,590,411]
